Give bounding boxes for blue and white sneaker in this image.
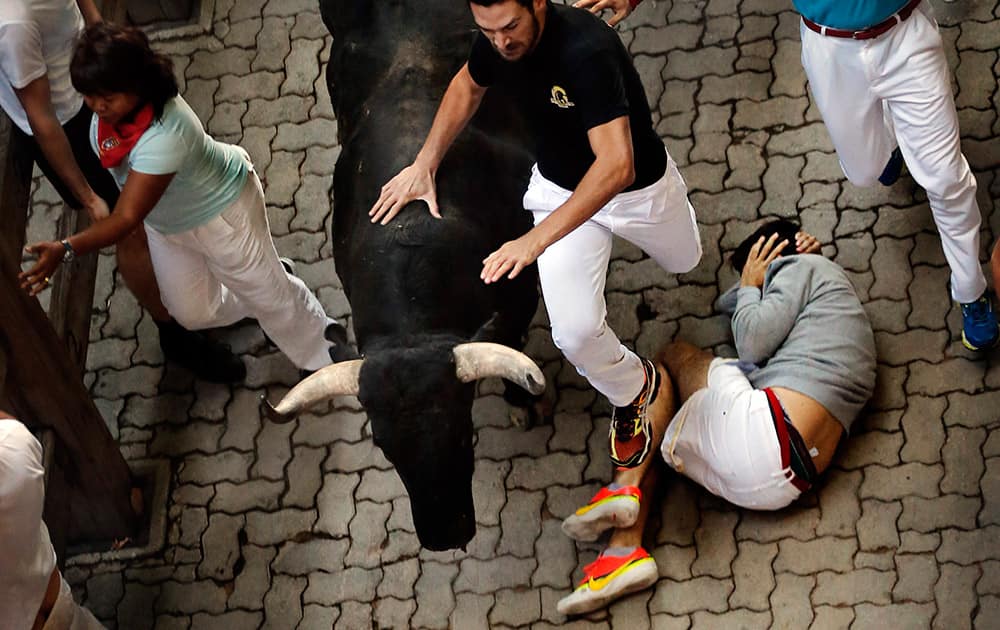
[961,293,999,351]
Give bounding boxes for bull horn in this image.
[260,359,364,423]
[453,342,545,395]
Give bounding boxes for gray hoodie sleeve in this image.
[730,263,812,365]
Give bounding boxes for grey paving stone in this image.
[273,539,348,576]
[297,605,338,630]
[650,577,733,615]
[454,556,535,594]
[774,538,856,575]
[497,490,545,558]
[532,519,577,589]
[282,38,324,96]
[156,581,228,615]
[690,511,738,579]
[344,500,391,568]
[941,427,988,496]
[150,422,225,457]
[939,526,1000,565]
[283,445,325,508]
[934,563,981,630]
[198,513,244,581]
[303,566,381,607]
[815,470,862,537]
[228,544,276,610]
[853,603,935,629]
[187,48,254,79]
[506,453,586,490]
[861,463,944,500]
[315,472,359,537]
[261,575,305,630]
[728,541,777,611]
[117,581,157,630]
[252,417,295,480]
[191,611,262,629]
[178,451,253,485]
[245,509,316,546]
[411,562,459,629]
[857,499,902,552]
[814,568,894,606]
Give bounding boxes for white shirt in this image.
[0,0,84,135]
[0,419,57,630]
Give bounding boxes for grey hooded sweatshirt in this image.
[717,254,877,432]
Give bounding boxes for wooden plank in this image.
[0,113,33,272]
[0,234,136,543]
[48,205,98,373]
[41,430,71,567]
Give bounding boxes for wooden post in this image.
[48,206,98,373]
[0,112,136,542]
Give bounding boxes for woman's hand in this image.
[19,241,64,296]
[740,233,787,289]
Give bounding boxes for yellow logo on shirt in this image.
[550,85,575,108]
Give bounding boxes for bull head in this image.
[261,343,544,550]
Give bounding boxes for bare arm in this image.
[16,76,109,220]
[368,63,487,224]
[20,171,174,295]
[573,0,637,27]
[481,115,635,283]
[75,0,103,25]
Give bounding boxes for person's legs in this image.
[872,5,994,346]
[557,362,675,616]
[660,340,714,404]
[799,23,897,187]
[189,172,339,371]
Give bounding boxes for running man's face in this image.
[471,0,546,62]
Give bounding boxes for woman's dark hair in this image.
[71,23,178,120]
[730,219,801,273]
[469,0,534,8]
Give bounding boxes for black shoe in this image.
[878,147,904,186]
[157,320,246,383]
[326,322,360,362]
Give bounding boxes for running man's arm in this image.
[573,0,640,26]
[75,0,103,25]
[15,76,109,221]
[481,115,634,283]
[368,63,487,224]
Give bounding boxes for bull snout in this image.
[410,490,476,551]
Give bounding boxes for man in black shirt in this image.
[371,0,701,470]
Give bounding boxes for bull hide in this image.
[320,0,540,551]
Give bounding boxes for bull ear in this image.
[260,359,364,423]
[470,312,500,343]
[453,342,545,395]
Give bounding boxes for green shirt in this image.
[91,95,250,234]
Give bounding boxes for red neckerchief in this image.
[97,103,154,168]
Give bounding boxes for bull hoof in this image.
[260,395,295,424]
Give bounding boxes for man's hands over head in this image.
[369,162,441,224]
[740,232,788,289]
[573,0,635,27]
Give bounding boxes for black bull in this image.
[263,0,547,551]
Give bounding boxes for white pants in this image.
[42,577,105,630]
[525,156,702,406]
[799,1,986,304]
[661,359,802,510]
[145,171,335,371]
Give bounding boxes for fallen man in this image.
[557,220,877,615]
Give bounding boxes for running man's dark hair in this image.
[469,0,534,8]
[731,219,801,273]
[71,23,179,120]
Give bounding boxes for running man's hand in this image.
[369,162,441,225]
[795,230,821,255]
[740,233,788,289]
[481,234,545,284]
[573,0,635,26]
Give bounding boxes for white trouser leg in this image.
[799,23,897,186]
[525,158,702,406]
[146,172,335,370]
[800,4,986,303]
[878,4,985,303]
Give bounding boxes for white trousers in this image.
[145,171,335,371]
[799,1,986,303]
[525,156,702,406]
[661,359,801,510]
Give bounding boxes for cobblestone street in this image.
[23,0,1000,627]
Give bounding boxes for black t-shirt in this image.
[467,2,666,191]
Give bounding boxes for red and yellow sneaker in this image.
[561,484,641,542]
[609,358,661,468]
[556,547,658,616]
